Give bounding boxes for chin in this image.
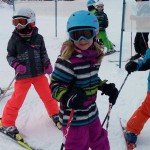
[81,47,89,50]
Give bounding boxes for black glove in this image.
[100,83,119,105]
[125,61,138,74]
[62,88,87,109]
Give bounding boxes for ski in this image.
[104,50,120,56]
[108,60,128,63]
[119,118,136,150]
[0,127,43,150]
[56,122,62,130]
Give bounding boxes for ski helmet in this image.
[95,1,104,7]
[67,10,99,33]
[87,0,96,6]
[13,7,36,24]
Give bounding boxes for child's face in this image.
[16,25,27,30]
[96,5,104,11]
[69,29,95,50]
[74,39,93,51]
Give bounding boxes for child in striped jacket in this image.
[50,10,118,150]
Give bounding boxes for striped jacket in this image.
[50,48,104,127]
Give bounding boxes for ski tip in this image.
[56,122,62,130]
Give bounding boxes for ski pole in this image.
[102,103,112,127]
[105,103,113,130]
[60,109,74,150]
[102,73,130,127]
[0,73,18,101]
[141,32,149,50]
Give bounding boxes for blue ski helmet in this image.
[67,10,99,34]
[87,0,96,6]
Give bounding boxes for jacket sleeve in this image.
[103,13,108,28]
[137,49,150,71]
[40,36,51,66]
[6,37,19,67]
[50,57,75,102]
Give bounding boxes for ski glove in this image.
[12,62,26,75]
[62,88,88,109]
[44,64,53,75]
[125,61,138,74]
[44,61,53,75]
[100,83,119,105]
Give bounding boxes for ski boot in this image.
[105,48,116,55]
[126,132,137,150]
[51,114,62,130]
[0,125,23,141]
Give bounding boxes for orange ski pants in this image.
[2,75,59,127]
[126,92,150,135]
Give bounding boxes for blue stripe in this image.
[52,71,73,83]
[75,78,100,87]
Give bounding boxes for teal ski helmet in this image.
[67,10,99,33]
[87,0,96,6]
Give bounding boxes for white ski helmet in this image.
[95,1,104,7]
[13,7,36,24]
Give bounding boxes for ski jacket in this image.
[95,10,108,31]
[50,46,105,127]
[88,5,97,14]
[136,48,150,91]
[7,27,50,80]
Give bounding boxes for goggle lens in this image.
[12,18,28,27]
[69,29,96,42]
[96,5,104,9]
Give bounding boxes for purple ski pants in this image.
[62,117,110,150]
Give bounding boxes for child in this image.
[87,0,97,14]
[95,1,116,54]
[0,7,61,138]
[125,48,150,147]
[50,10,118,150]
[130,0,149,60]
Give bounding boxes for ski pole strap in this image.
[64,109,74,138]
[60,109,74,150]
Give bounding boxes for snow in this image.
[0,0,150,149]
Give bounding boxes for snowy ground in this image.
[0,0,150,150]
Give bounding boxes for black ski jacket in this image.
[7,27,50,80]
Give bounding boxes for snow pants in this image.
[98,31,113,49]
[126,92,150,135]
[62,117,110,150]
[2,75,59,127]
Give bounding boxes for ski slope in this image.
[0,0,150,149]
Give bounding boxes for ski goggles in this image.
[95,5,104,9]
[69,29,96,42]
[12,18,28,27]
